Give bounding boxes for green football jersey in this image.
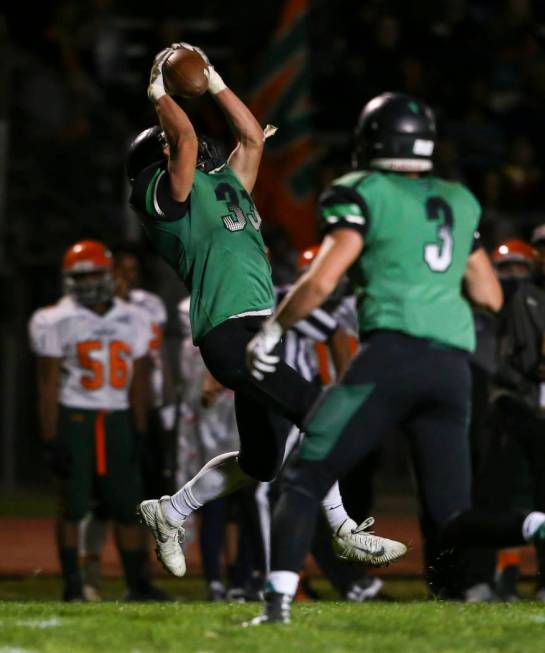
[130,163,274,343]
[319,171,481,352]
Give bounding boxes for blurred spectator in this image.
[501,136,542,210]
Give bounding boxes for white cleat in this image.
[333,516,407,567]
[137,496,186,577]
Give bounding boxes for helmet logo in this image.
[408,101,420,114]
[413,139,434,156]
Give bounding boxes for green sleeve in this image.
[129,162,189,221]
[317,184,370,237]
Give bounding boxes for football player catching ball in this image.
[128,44,407,579]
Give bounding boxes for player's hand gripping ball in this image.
[162,44,208,98]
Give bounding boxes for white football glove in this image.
[148,47,172,103]
[169,41,198,54]
[245,319,283,380]
[203,64,226,94]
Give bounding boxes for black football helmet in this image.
[353,93,436,172]
[197,135,226,173]
[127,127,226,180]
[126,126,166,182]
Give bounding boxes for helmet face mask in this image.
[62,240,114,307]
[63,271,114,306]
[353,93,436,172]
[127,128,226,179]
[196,136,226,173]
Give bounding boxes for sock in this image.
[119,549,147,593]
[523,512,545,541]
[59,547,82,592]
[268,570,299,597]
[321,482,349,533]
[163,485,202,525]
[164,451,252,525]
[80,515,108,557]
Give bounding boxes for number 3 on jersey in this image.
[215,183,262,232]
[77,340,130,390]
[424,197,454,272]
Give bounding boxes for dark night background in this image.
[1,0,545,489]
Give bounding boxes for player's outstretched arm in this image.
[464,247,503,312]
[246,230,363,380]
[188,46,263,192]
[275,230,363,331]
[149,48,198,202]
[213,88,264,193]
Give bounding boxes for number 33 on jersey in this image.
[29,296,152,410]
[129,163,274,345]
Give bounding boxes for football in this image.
[162,47,208,99]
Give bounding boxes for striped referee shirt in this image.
[275,286,340,382]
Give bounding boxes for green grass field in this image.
[1,578,544,653]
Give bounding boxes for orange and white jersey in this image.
[129,289,167,326]
[29,296,151,410]
[129,288,167,407]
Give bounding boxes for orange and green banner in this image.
[249,0,318,249]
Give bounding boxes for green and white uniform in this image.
[130,162,274,344]
[319,170,481,351]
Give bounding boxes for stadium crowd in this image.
[6,0,545,263]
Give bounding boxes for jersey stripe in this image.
[95,410,107,476]
[152,171,167,217]
[145,168,163,217]
[275,286,340,381]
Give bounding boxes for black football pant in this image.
[266,412,375,594]
[427,363,495,597]
[270,331,528,574]
[199,316,321,482]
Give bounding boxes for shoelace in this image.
[350,517,385,555]
[352,516,375,534]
